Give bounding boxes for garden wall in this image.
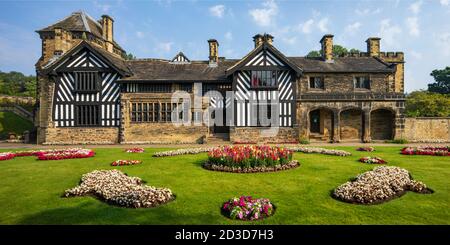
[403,118,450,143]
[230,127,298,143]
[121,123,207,144]
[42,127,119,144]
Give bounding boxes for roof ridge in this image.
[83,11,103,28]
[80,12,91,33]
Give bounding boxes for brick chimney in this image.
[101,15,114,53]
[320,34,334,62]
[366,37,381,57]
[208,39,219,67]
[253,34,264,48]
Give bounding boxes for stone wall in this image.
[370,109,394,140]
[230,127,298,143]
[43,127,119,144]
[340,109,362,140]
[403,118,450,143]
[298,73,391,93]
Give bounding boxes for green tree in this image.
[306,45,360,58]
[405,91,450,117]
[427,66,450,94]
[122,52,136,60]
[0,70,36,98]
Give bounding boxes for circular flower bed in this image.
[333,166,432,205]
[222,196,275,221]
[357,147,375,152]
[401,146,450,156]
[111,160,142,166]
[37,148,95,160]
[203,145,299,173]
[0,152,15,161]
[287,146,352,156]
[359,156,387,164]
[64,170,174,208]
[125,148,145,153]
[153,147,214,157]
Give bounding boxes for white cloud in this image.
[409,1,423,14]
[317,18,329,33]
[136,31,145,38]
[436,32,450,56]
[410,50,423,59]
[406,17,420,37]
[248,0,278,27]
[378,19,402,47]
[209,5,225,18]
[299,19,314,34]
[94,0,111,12]
[345,22,362,33]
[156,41,173,52]
[281,36,297,45]
[441,0,449,6]
[224,31,232,41]
[355,8,381,16]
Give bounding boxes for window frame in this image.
[130,102,186,123]
[73,71,100,93]
[308,76,325,90]
[250,70,279,90]
[353,75,371,90]
[74,104,100,127]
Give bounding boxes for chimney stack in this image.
[320,34,334,62]
[208,39,219,67]
[264,33,274,45]
[101,15,114,53]
[366,37,381,57]
[253,34,264,48]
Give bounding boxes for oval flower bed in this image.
[359,156,387,164]
[357,147,375,152]
[203,145,299,173]
[0,152,15,161]
[125,148,145,153]
[222,196,275,221]
[37,148,95,160]
[401,146,450,156]
[111,160,142,166]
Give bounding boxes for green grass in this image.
[0,111,33,137]
[0,146,449,224]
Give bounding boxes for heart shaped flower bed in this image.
[37,148,94,160]
[111,160,142,166]
[64,170,174,208]
[222,196,275,221]
[125,148,145,153]
[401,146,449,156]
[333,166,432,204]
[203,145,299,173]
[359,156,387,164]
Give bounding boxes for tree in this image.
[405,91,450,117]
[0,70,36,98]
[122,52,136,60]
[427,66,450,94]
[305,45,360,58]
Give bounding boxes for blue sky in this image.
[0,0,449,92]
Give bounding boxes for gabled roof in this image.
[39,41,131,76]
[288,56,395,73]
[36,11,123,51]
[170,52,191,64]
[225,42,303,76]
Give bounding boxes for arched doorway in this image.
[340,108,363,141]
[309,108,333,141]
[370,109,394,140]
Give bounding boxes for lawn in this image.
[0,146,449,224]
[0,111,33,138]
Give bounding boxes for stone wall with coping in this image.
[403,118,450,143]
[230,127,298,143]
[42,127,119,144]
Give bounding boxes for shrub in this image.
[386,138,409,144]
[299,138,310,145]
[222,196,274,220]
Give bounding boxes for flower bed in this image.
[222,196,275,221]
[357,147,375,152]
[125,148,145,153]
[64,170,174,208]
[153,147,215,157]
[333,166,432,204]
[359,156,387,164]
[37,148,94,160]
[287,146,351,156]
[111,160,142,166]
[0,152,15,161]
[401,146,450,156]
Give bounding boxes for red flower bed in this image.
[125,148,145,153]
[37,148,95,160]
[208,145,293,168]
[111,160,142,166]
[359,156,387,164]
[0,152,15,161]
[401,146,450,156]
[232,141,257,145]
[222,196,275,221]
[357,147,375,152]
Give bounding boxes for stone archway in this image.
[308,108,334,141]
[370,109,395,140]
[339,108,363,141]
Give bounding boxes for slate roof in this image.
[288,56,395,73]
[37,11,123,51]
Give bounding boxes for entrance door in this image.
[310,110,320,133]
[212,105,229,133]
